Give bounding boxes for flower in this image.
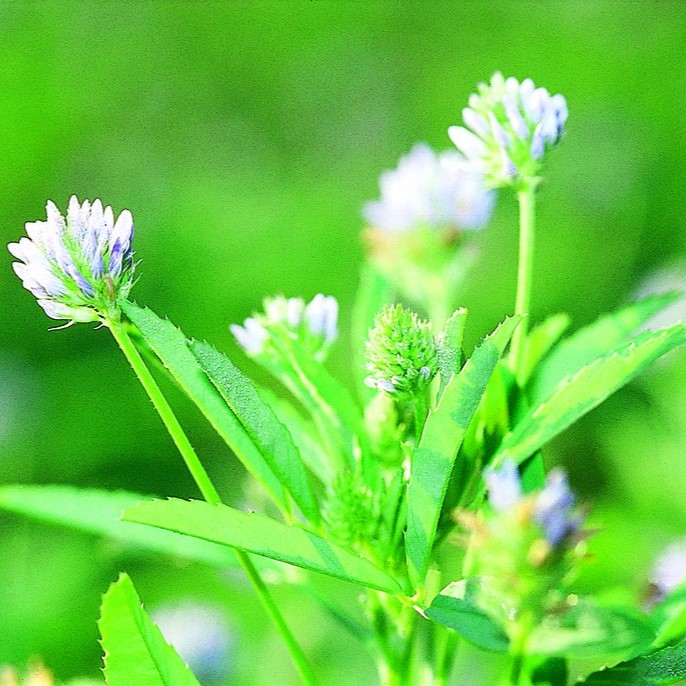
[484,459,522,512]
[8,196,135,325]
[651,538,686,598]
[231,293,338,361]
[363,143,494,233]
[364,304,438,397]
[449,72,568,187]
[153,601,234,684]
[485,460,582,548]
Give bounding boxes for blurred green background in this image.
[2,1,686,683]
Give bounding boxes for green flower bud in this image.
[323,468,379,547]
[364,304,438,397]
[364,392,405,467]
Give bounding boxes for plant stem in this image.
[510,184,537,382]
[107,318,318,686]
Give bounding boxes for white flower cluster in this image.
[231,293,338,361]
[8,196,135,324]
[449,72,568,187]
[363,143,494,233]
[652,538,686,598]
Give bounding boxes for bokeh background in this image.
[2,1,686,683]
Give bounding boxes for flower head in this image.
[363,143,494,233]
[651,539,686,599]
[154,601,234,684]
[8,196,135,325]
[364,304,438,397]
[231,293,338,362]
[484,460,583,549]
[449,72,568,188]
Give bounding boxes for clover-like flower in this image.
[363,143,494,233]
[484,460,583,549]
[651,539,686,599]
[231,293,338,362]
[8,196,135,325]
[449,72,568,187]
[364,304,438,397]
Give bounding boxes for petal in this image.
[448,126,486,160]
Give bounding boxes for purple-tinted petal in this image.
[485,460,522,512]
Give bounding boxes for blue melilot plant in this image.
[5,72,686,686]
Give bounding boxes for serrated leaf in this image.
[124,498,401,594]
[261,387,334,485]
[651,587,686,649]
[405,316,521,588]
[580,640,686,685]
[516,312,570,386]
[0,485,237,568]
[436,308,468,400]
[491,324,686,473]
[121,302,287,512]
[529,294,680,405]
[529,603,655,658]
[190,340,320,525]
[426,588,509,653]
[99,573,201,686]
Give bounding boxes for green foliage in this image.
[123,498,401,594]
[405,315,521,588]
[0,485,238,568]
[528,294,680,404]
[99,573,201,686]
[121,301,288,511]
[580,640,686,685]
[528,602,655,658]
[426,584,510,653]
[491,323,686,474]
[190,339,320,524]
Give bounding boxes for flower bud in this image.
[231,293,338,362]
[449,72,568,188]
[363,143,494,234]
[364,304,438,397]
[8,196,135,325]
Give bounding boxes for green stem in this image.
[107,318,318,686]
[510,184,537,382]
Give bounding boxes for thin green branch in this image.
[107,317,318,686]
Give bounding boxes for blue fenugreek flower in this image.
[484,460,583,549]
[651,538,686,599]
[153,601,234,684]
[8,196,135,325]
[364,304,438,397]
[231,293,338,362]
[484,459,523,512]
[449,72,568,188]
[363,143,494,233]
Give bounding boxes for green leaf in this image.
[190,339,320,525]
[531,657,568,686]
[352,264,395,404]
[529,293,680,405]
[0,484,237,568]
[580,640,686,685]
[651,587,686,649]
[121,302,287,512]
[405,316,521,588]
[516,312,570,386]
[261,387,334,485]
[426,586,510,653]
[436,308,468,400]
[491,324,686,472]
[99,573,201,686]
[529,603,655,658]
[124,498,401,594]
